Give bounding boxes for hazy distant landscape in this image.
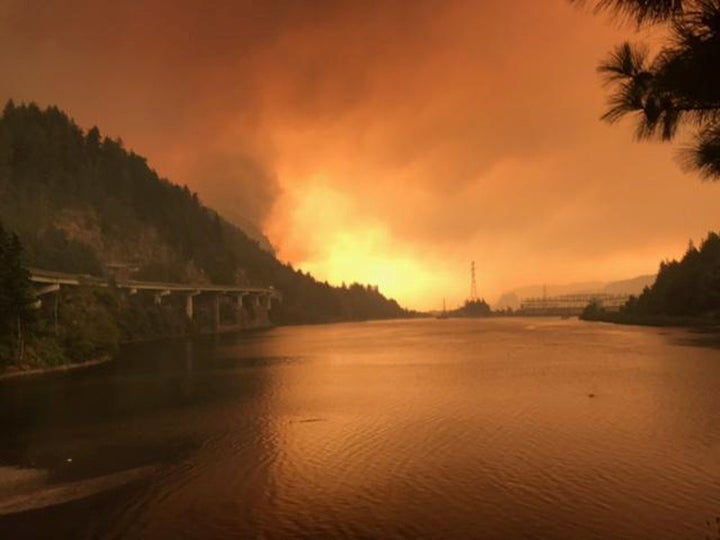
[494,274,656,310]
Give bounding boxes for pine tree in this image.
[0,221,34,361]
[576,0,720,177]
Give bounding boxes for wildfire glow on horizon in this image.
[2,0,720,310]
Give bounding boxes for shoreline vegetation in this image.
[580,232,720,330]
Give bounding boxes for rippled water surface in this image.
[1,318,720,539]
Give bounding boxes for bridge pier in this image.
[31,284,61,332]
[153,290,170,305]
[184,291,200,320]
[213,294,221,329]
[235,293,249,326]
[251,293,271,327]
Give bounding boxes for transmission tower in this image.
[469,261,478,302]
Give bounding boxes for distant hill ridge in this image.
[494,275,656,310]
[0,101,407,324]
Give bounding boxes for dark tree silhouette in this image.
[0,221,34,361]
[583,0,687,23]
[582,231,720,321]
[576,0,720,177]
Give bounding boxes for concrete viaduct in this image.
[29,268,282,330]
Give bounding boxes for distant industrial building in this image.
[519,293,629,316]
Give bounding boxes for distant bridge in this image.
[519,293,629,316]
[29,268,282,328]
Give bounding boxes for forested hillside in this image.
[582,233,720,324]
[625,233,720,317]
[0,101,407,325]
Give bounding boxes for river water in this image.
[1,318,719,539]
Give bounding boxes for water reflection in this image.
[0,320,719,539]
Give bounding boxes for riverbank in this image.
[0,327,267,380]
[0,316,418,379]
[580,311,720,330]
[0,356,112,381]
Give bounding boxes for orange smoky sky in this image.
[1,0,719,310]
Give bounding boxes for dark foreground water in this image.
[1,318,719,539]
